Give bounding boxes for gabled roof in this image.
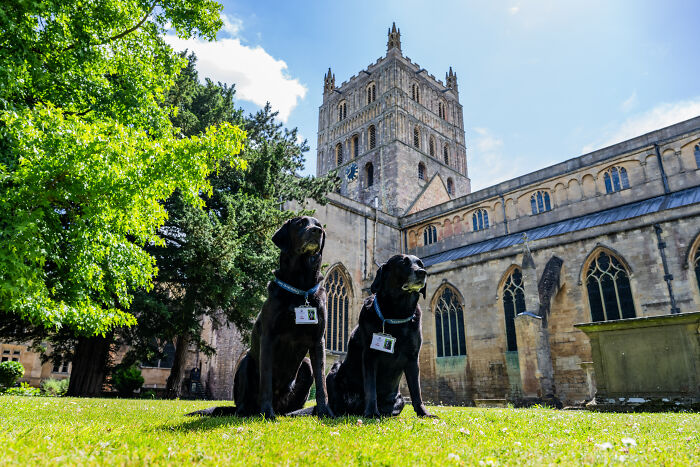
[422,185,700,267]
[405,173,451,215]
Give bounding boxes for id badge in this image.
[295,306,318,324]
[370,333,396,354]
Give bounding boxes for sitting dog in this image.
[325,254,435,418]
[189,216,333,419]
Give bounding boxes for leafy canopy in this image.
[0,0,246,335]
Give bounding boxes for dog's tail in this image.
[186,406,238,417]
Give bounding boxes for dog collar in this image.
[373,296,415,327]
[274,278,321,305]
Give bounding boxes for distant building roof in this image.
[422,185,700,267]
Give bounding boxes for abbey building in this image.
[303,24,700,405]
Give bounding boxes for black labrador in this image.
[189,216,333,419]
[325,254,435,418]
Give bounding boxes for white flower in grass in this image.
[595,442,613,450]
[447,453,460,461]
[621,437,637,447]
[458,428,470,435]
[330,431,339,436]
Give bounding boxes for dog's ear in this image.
[272,220,291,251]
[370,265,384,295]
[420,284,427,299]
[318,228,326,255]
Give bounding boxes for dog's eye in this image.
[417,260,424,268]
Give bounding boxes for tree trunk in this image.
[66,335,112,397]
[165,332,191,398]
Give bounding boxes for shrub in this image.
[113,365,144,398]
[5,382,41,396]
[42,378,70,397]
[0,361,24,389]
[139,389,157,400]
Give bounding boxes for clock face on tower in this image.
[345,162,358,182]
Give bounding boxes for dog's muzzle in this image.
[402,269,427,292]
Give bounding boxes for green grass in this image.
[0,396,697,465]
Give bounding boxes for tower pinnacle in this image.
[446,66,458,94]
[323,67,335,98]
[387,22,401,54]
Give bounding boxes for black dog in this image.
[189,216,333,419]
[324,254,435,418]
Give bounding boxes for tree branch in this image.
[62,1,158,52]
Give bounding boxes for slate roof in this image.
[422,185,700,267]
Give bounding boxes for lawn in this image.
[0,396,697,465]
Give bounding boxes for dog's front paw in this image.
[316,404,335,419]
[261,404,276,421]
[415,405,438,418]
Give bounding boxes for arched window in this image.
[429,136,435,157]
[434,286,466,358]
[338,101,347,121]
[585,251,635,322]
[604,166,630,193]
[413,126,420,149]
[368,125,376,149]
[438,101,446,119]
[693,242,700,292]
[352,134,359,159]
[447,178,454,196]
[411,83,420,103]
[502,268,525,352]
[365,162,374,187]
[335,143,343,166]
[423,224,437,245]
[325,267,351,352]
[418,162,426,180]
[367,82,376,104]
[443,144,449,165]
[695,144,700,168]
[530,190,552,214]
[472,209,489,231]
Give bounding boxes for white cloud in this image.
[509,6,520,15]
[469,128,520,191]
[620,91,638,112]
[582,98,700,153]
[163,16,307,123]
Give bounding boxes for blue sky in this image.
[165,0,700,191]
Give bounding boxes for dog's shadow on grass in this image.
[158,411,389,433]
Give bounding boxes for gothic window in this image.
[429,136,435,157]
[530,190,552,214]
[325,267,351,352]
[423,224,437,245]
[438,101,446,119]
[603,166,630,194]
[447,178,454,196]
[443,144,449,165]
[365,162,374,187]
[367,82,377,104]
[472,209,489,231]
[434,286,467,358]
[368,125,376,149]
[413,126,420,149]
[335,143,343,166]
[338,101,347,121]
[695,144,700,168]
[418,162,426,180]
[502,268,526,352]
[143,340,175,368]
[352,134,359,159]
[693,243,700,293]
[585,251,635,322]
[411,83,420,103]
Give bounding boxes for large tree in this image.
[120,54,338,397]
[0,0,246,395]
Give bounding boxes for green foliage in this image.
[41,378,69,397]
[112,365,144,398]
[0,361,24,388]
[3,382,41,396]
[0,0,247,336]
[0,398,698,464]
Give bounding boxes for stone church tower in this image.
[317,23,471,215]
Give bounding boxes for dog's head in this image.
[272,216,325,256]
[371,254,427,299]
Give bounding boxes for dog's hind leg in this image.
[278,357,313,414]
[233,354,259,417]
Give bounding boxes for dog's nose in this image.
[416,268,427,279]
[309,225,323,235]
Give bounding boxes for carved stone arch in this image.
[498,263,523,294]
[430,281,466,311]
[686,230,700,303]
[431,281,467,358]
[684,229,700,269]
[324,262,355,296]
[324,263,354,353]
[578,243,634,285]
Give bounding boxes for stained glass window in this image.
[585,251,635,322]
[325,267,351,352]
[503,268,526,351]
[531,191,552,214]
[423,225,437,245]
[435,286,466,357]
